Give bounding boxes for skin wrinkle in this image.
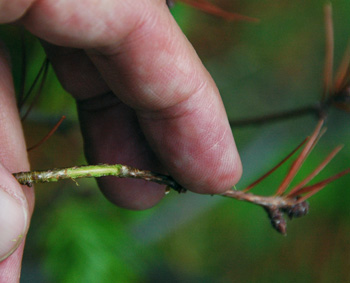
[137,77,208,120]
[201,123,228,156]
[137,81,216,127]
[177,118,227,166]
[132,49,204,111]
[199,127,238,184]
[0,184,26,207]
[139,51,204,109]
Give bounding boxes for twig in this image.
[21,58,50,121]
[229,103,322,127]
[275,119,324,196]
[12,163,307,210]
[13,164,186,193]
[12,117,350,236]
[173,0,259,22]
[11,163,309,236]
[322,3,334,102]
[243,137,308,192]
[27,116,66,152]
[18,58,49,110]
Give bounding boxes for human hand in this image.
[0,0,242,279]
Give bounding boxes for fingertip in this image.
[203,145,242,194]
[138,87,243,196]
[172,133,243,195]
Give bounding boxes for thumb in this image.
[0,162,29,262]
[0,42,34,281]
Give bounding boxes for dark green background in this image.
[1,1,350,282]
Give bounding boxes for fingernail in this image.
[0,188,27,261]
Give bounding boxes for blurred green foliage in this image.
[1,1,350,282]
[40,197,142,283]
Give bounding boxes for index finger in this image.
[19,0,242,193]
[85,3,242,193]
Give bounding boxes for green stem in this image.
[13,164,186,193]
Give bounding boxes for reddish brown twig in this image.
[334,42,350,92]
[18,57,49,111]
[275,119,324,196]
[322,4,334,102]
[223,119,349,234]
[174,0,259,22]
[286,145,343,197]
[27,116,66,152]
[243,137,308,192]
[331,41,350,112]
[291,168,350,203]
[21,58,50,121]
